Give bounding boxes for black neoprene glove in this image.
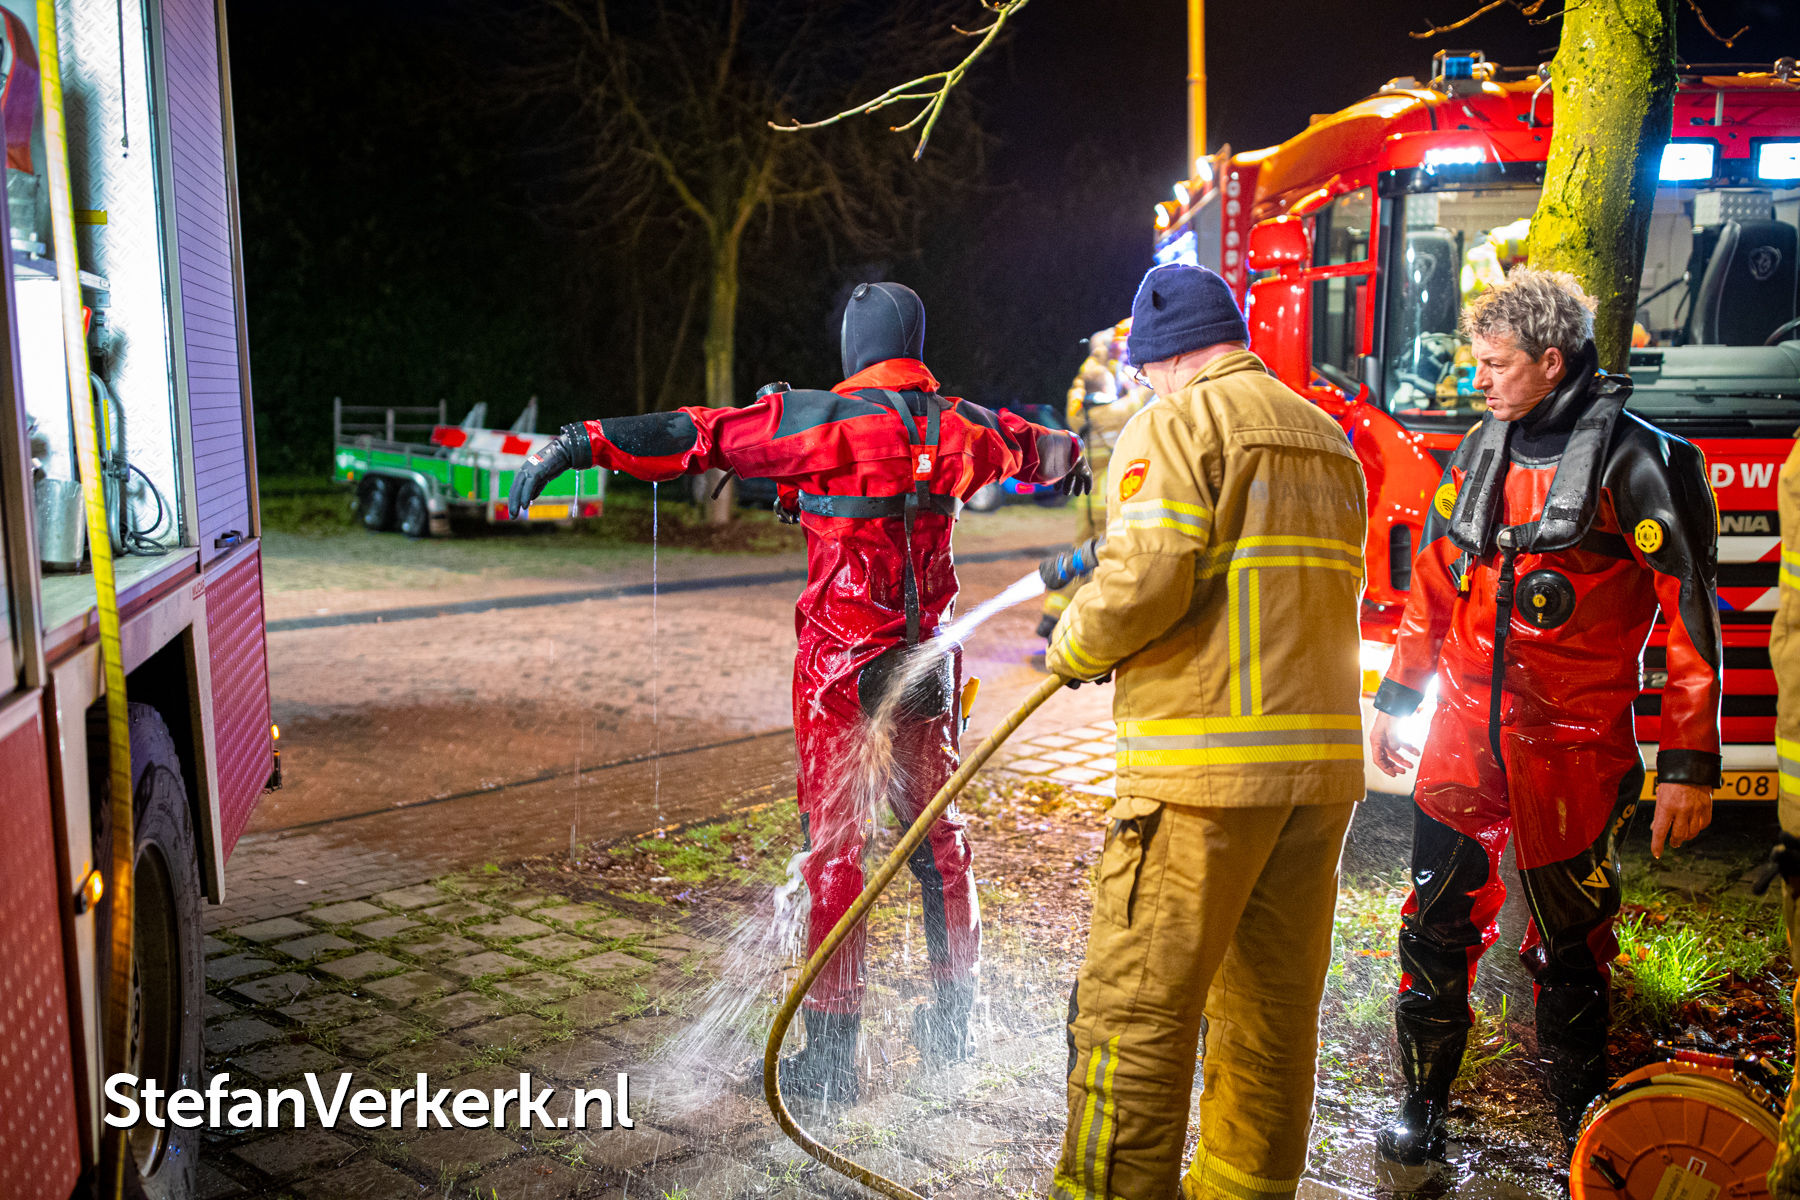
[507,423,593,520]
[1058,456,1093,497]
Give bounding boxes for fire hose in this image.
[762,671,1067,1200]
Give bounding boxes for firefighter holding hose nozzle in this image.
[1038,323,1147,643]
[1368,270,1721,1164]
[1044,264,1368,1199]
[506,282,1089,1106]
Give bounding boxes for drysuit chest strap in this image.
[872,389,945,645]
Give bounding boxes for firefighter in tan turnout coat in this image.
[1768,438,1800,1200]
[1045,265,1368,1200]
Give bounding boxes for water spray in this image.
[762,671,1068,1200]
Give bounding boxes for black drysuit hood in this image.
[841,282,926,379]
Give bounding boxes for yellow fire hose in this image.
[35,4,135,1194]
[763,672,1066,1200]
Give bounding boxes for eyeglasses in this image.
[1131,367,1151,388]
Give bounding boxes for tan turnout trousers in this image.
[1053,797,1354,1200]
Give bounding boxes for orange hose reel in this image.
[1572,1050,1783,1200]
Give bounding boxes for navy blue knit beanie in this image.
[1126,264,1249,367]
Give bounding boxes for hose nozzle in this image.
[1038,536,1104,592]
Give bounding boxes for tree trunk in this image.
[1525,0,1677,372]
[700,230,741,524]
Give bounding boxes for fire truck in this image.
[1155,52,1800,795]
[0,1,271,1198]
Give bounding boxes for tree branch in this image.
[1409,0,1551,39]
[769,0,1028,160]
[1682,0,1747,48]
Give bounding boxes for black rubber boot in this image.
[1536,982,1609,1151]
[757,1010,860,1108]
[1376,1024,1465,1165]
[911,980,975,1067]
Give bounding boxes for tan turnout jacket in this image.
[1046,350,1368,808]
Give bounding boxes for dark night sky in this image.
[227,0,1800,470]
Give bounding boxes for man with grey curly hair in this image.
[1368,267,1722,1162]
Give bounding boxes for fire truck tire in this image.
[96,704,203,1200]
[396,483,431,538]
[358,476,397,532]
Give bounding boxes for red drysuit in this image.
[1373,349,1721,1128]
[577,358,1080,1013]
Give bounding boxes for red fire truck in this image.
[1156,52,1800,796]
[0,1,271,1197]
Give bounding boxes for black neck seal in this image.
[841,282,926,378]
[1447,341,1633,556]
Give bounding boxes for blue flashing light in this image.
[1441,54,1476,81]
[1154,230,1198,268]
[1756,142,1800,182]
[1658,142,1716,183]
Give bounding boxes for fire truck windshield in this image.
[1381,182,1800,429]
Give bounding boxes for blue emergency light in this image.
[1441,55,1477,81]
[1658,142,1716,183]
[1755,141,1800,182]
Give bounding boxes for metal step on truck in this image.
[331,396,607,536]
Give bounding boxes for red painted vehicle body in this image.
[0,1,271,1196]
[1154,62,1800,793]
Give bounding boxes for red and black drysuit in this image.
[569,359,1079,1016]
[1372,343,1722,1133]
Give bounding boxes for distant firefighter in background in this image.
[1038,323,1147,641]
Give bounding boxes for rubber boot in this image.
[912,979,975,1067]
[1376,1023,1466,1165]
[1536,982,1609,1152]
[757,1009,860,1108]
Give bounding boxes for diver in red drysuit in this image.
[1368,338,1721,1158]
[507,283,1088,1104]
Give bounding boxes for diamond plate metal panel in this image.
[0,701,83,1197]
[207,545,268,855]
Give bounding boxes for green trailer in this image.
[331,398,607,536]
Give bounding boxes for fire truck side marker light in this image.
[74,868,104,915]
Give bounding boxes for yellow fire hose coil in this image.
[763,672,1066,1200]
[36,4,134,1194]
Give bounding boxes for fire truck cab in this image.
[1157,54,1800,796]
[0,1,270,1197]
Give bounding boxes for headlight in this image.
[1756,141,1800,182]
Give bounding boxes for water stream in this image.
[653,568,1049,1105]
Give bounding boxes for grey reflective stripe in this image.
[1223,542,1360,565]
[1780,751,1800,779]
[1117,726,1363,752]
[1234,569,1257,716]
[796,492,960,518]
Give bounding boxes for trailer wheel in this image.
[395,483,431,538]
[965,483,1002,513]
[95,705,203,1200]
[358,476,397,531]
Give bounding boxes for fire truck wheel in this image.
[358,476,398,532]
[96,704,203,1200]
[396,483,431,538]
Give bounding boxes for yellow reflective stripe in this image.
[1070,1035,1121,1191]
[1120,743,1366,767]
[1228,569,1244,715]
[1119,497,1211,537]
[1089,1036,1120,1188]
[1202,555,1363,579]
[1217,534,1362,555]
[1779,736,1800,798]
[1057,628,1108,678]
[1118,714,1362,737]
[1123,497,1210,517]
[1185,1140,1302,1200]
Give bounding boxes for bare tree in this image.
[514,0,974,521]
